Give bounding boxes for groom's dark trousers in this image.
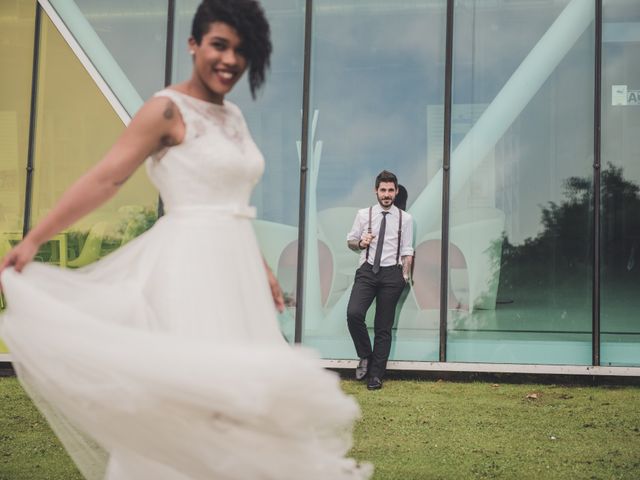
[346,262,406,379]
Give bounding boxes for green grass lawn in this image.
[1,376,639,479]
[344,378,640,479]
[0,378,83,480]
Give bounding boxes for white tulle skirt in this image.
[0,208,372,480]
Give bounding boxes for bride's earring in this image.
[190,50,195,55]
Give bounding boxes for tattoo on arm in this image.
[163,100,174,120]
[113,174,132,187]
[401,255,413,279]
[159,99,178,148]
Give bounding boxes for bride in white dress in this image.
[0,1,372,479]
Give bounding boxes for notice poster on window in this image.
[612,85,640,106]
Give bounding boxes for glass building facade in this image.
[1,0,639,373]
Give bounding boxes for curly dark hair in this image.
[191,0,271,99]
[394,184,408,210]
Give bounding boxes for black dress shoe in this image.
[355,358,369,380]
[367,376,383,390]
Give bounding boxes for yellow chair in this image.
[67,221,108,268]
[118,205,150,246]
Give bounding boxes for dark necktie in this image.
[372,211,389,274]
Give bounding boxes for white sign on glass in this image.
[612,85,640,106]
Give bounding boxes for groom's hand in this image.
[266,268,285,313]
[262,258,285,313]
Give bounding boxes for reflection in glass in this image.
[302,1,447,360]
[447,0,595,364]
[50,0,167,109]
[173,1,306,341]
[30,14,158,269]
[0,0,36,345]
[601,1,640,366]
[0,0,35,239]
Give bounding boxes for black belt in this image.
[363,262,400,269]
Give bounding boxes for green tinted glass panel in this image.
[447,0,595,364]
[0,1,34,239]
[51,0,167,105]
[30,14,158,269]
[173,1,306,342]
[301,0,447,360]
[601,1,640,366]
[0,0,36,346]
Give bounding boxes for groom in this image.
[346,170,414,390]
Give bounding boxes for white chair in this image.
[411,207,505,314]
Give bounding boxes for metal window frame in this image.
[321,359,640,377]
[439,0,455,362]
[592,0,602,366]
[23,3,42,237]
[14,0,632,373]
[158,0,176,219]
[292,0,610,367]
[293,0,314,343]
[37,0,132,124]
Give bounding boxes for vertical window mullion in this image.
[23,2,43,238]
[157,0,176,219]
[439,0,455,362]
[293,0,313,344]
[592,0,603,366]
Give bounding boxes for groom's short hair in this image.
[375,170,398,189]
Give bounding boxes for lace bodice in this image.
[145,89,264,213]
